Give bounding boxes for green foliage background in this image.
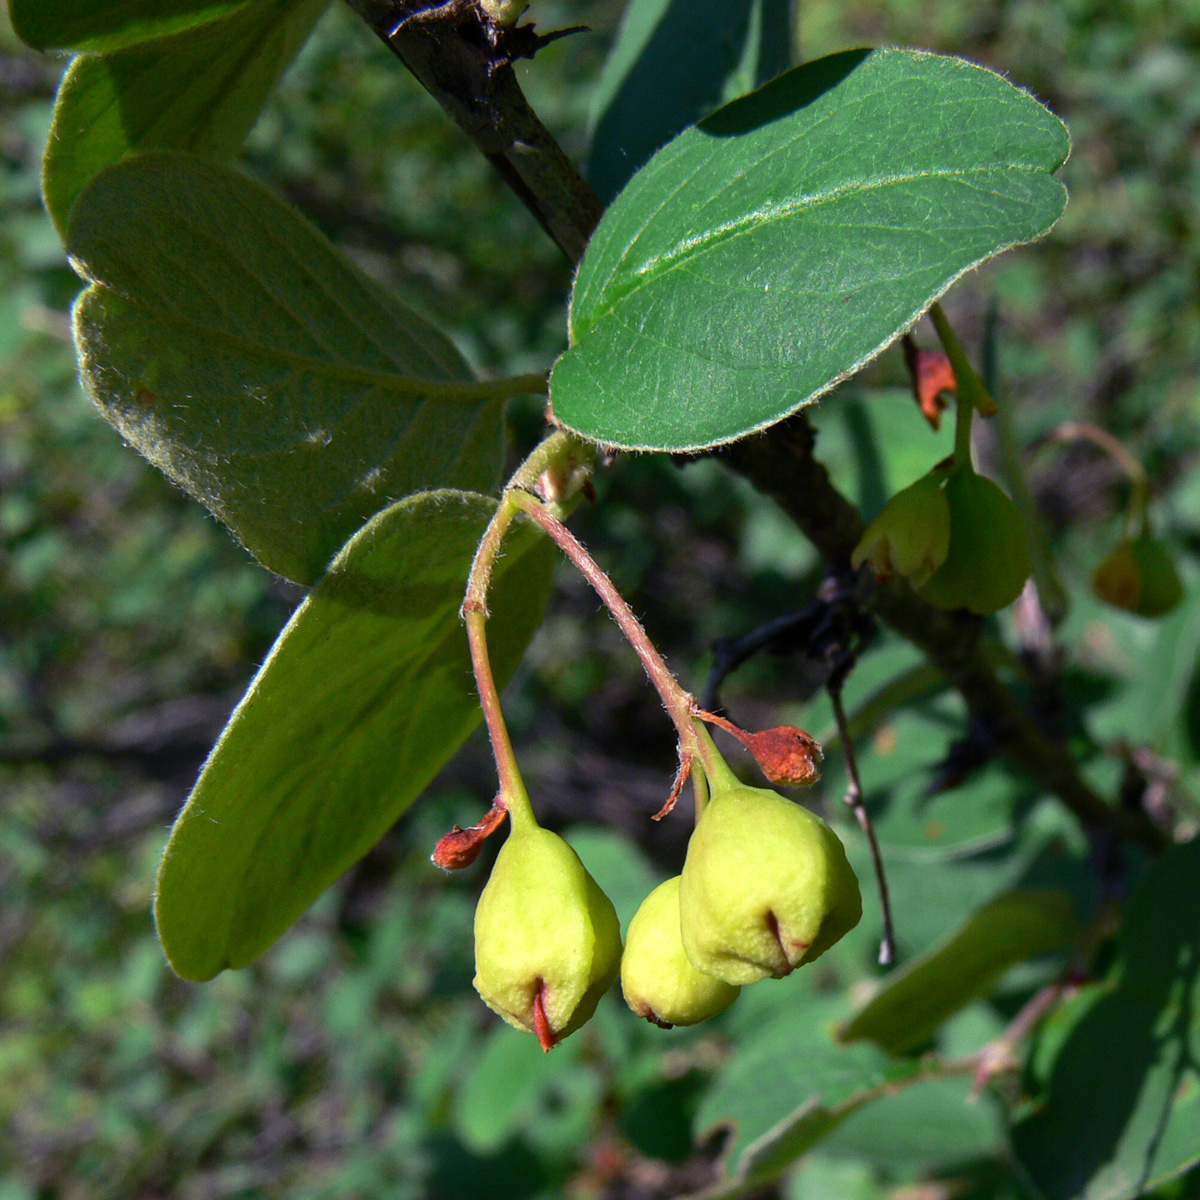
[1,0,1199,1196]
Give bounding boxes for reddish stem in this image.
[507,490,714,777]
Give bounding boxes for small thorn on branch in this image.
[828,683,896,967]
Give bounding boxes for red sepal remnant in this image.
[697,710,823,787]
[532,982,558,1052]
[741,726,823,787]
[652,754,693,821]
[903,337,956,431]
[431,802,508,870]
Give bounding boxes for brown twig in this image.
[969,974,1079,1097]
[341,0,601,263]
[828,684,896,966]
[719,413,1167,853]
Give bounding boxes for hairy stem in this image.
[461,431,595,825]
[952,386,975,468]
[930,301,998,418]
[506,489,716,775]
[464,608,534,828]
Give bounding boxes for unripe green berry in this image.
[679,785,862,986]
[478,0,527,24]
[1092,532,1184,618]
[473,824,621,1048]
[621,877,740,1028]
[918,467,1031,615]
[852,470,951,587]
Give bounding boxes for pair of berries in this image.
[852,461,1032,614]
[621,766,862,1028]
[471,743,862,1048]
[852,458,1183,620]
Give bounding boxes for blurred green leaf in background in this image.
[2,0,1200,1196]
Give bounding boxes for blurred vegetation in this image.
[2,0,1199,1196]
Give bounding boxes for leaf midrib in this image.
[83,282,518,404]
[575,163,1054,339]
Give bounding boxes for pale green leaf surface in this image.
[42,0,330,238]
[69,151,509,584]
[10,0,250,51]
[553,48,1069,451]
[154,490,555,982]
[1078,577,1200,762]
[1011,838,1200,1200]
[586,0,790,205]
[693,997,920,1195]
[821,1075,1002,1173]
[454,1025,598,1156]
[564,826,663,932]
[840,889,1078,1054]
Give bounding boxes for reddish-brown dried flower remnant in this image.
[739,726,824,787]
[697,710,823,788]
[431,802,508,870]
[903,336,956,430]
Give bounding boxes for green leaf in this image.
[586,0,791,205]
[10,0,250,52]
[694,997,923,1195]
[1081,579,1200,763]
[553,48,1069,452]
[840,889,1078,1054]
[564,826,663,932]
[1011,838,1200,1200]
[454,1025,601,1157]
[42,0,330,238]
[154,489,555,982]
[69,151,515,585]
[848,698,1032,857]
[821,1074,1002,1173]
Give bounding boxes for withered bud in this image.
[432,802,508,870]
[903,337,956,431]
[739,726,823,787]
[697,711,823,788]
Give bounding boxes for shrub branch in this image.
[347,7,1167,853]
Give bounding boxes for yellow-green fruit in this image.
[473,825,621,1044]
[679,786,862,986]
[478,0,527,24]
[918,468,1032,615]
[852,470,951,587]
[1092,533,1183,618]
[621,877,740,1027]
